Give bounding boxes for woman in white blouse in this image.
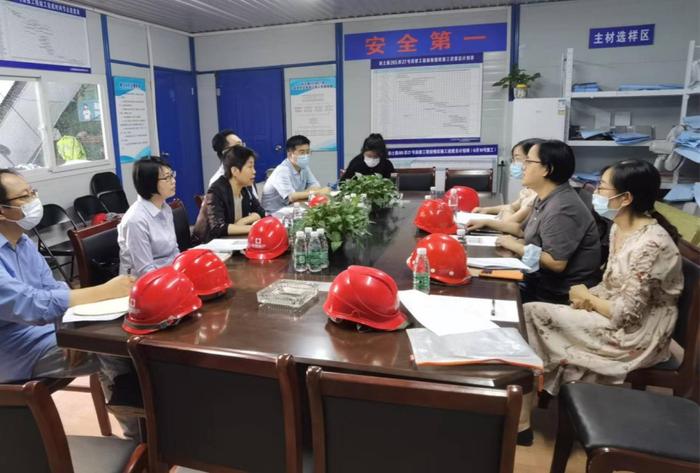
[118,156,179,277]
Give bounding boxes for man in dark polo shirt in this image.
[493,140,601,303]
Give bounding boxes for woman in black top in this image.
[192,145,265,243]
[340,133,395,181]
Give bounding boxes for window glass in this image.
[48,82,106,166]
[0,79,45,170]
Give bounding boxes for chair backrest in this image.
[395,168,434,191]
[128,337,302,473]
[306,367,522,473]
[169,199,191,251]
[36,204,76,231]
[445,169,493,192]
[90,172,122,197]
[674,241,700,361]
[0,380,74,473]
[73,195,108,226]
[98,190,129,214]
[68,219,120,287]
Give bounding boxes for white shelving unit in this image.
[562,40,698,149]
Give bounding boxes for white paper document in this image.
[465,235,498,247]
[63,297,129,323]
[468,258,529,270]
[455,212,497,225]
[399,290,499,335]
[195,238,248,253]
[407,327,544,369]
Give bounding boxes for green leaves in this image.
[338,174,400,209]
[492,67,541,89]
[301,196,370,252]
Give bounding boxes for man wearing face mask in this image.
[261,135,330,214]
[0,169,139,435]
[340,133,395,181]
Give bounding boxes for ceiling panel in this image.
[67,0,564,34]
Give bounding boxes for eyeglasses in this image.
[158,171,176,181]
[522,159,542,167]
[594,183,616,192]
[3,189,38,203]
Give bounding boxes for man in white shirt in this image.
[261,135,330,214]
[209,130,243,189]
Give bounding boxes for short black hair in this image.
[212,129,236,160]
[361,133,387,159]
[133,156,172,200]
[222,145,256,179]
[0,168,18,205]
[285,135,310,153]
[512,138,544,156]
[534,140,575,184]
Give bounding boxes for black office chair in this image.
[395,168,434,191]
[73,195,108,226]
[550,382,700,473]
[98,189,130,214]
[33,204,77,283]
[90,171,122,197]
[0,379,146,473]
[68,220,121,287]
[445,169,493,192]
[169,199,191,251]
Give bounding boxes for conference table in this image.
[57,192,534,393]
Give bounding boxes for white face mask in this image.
[2,197,44,230]
[364,155,381,168]
[592,192,624,220]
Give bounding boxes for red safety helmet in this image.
[323,265,408,331]
[414,199,457,234]
[308,194,329,207]
[122,266,202,335]
[406,233,471,286]
[444,186,480,212]
[173,249,232,299]
[244,216,289,260]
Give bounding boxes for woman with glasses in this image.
[470,140,601,304]
[471,138,543,224]
[523,159,682,396]
[117,156,179,277]
[192,145,265,243]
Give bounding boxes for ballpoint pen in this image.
[491,298,496,317]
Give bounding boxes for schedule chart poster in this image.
[289,76,337,152]
[0,0,90,72]
[114,76,151,164]
[371,55,483,144]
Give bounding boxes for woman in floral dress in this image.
[524,159,683,395]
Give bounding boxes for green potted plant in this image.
[301,196,371,251]
[493,67,541,98]
[338,174,400,210]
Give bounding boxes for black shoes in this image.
[517,428,534,447]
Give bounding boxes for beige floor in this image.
[52,376,588,472]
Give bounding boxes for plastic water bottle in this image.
[456,228,469,266]
[412,247,431,294]
[292,202,304,234]
[304,226,312,240]
[317,228,329,269]
[283,214,294,245]
[430,186,438,200]
[307,231,323,273]
[293,231,307,273]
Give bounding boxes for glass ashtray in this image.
[257,279,319,311]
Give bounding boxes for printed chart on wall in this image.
[371,55,483,143]
[289,77,337,152]
[114,76,150,164]
[0,0,90,73]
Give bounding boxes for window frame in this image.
[0,68,116,184]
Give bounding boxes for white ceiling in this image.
[67,0,561,34]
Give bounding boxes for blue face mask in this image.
[592,192,624,220]
[510,162,524,179]
[295,154,310,169]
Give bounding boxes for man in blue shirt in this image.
[0,169,137,433]
[261,135,331,214]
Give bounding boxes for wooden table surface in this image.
[57,192,534,391]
